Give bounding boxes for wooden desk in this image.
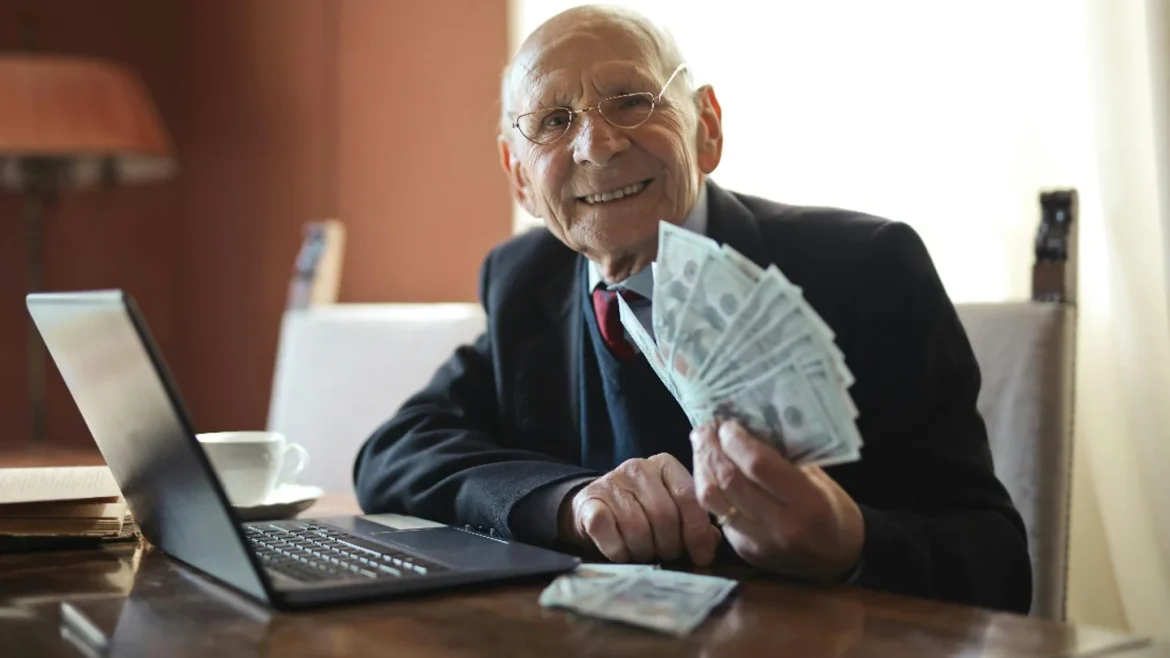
[0,494,1153,658]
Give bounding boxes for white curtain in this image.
[507,0,1170,638]
[1069,0,1170,637]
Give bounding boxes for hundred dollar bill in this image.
[722,262,844,371]
[567,568,737,637]
[701,283,853,395]
[720,243,763,282]
[699,279,798,390]
[654,222,718,365]
[711,363,843,463]
[706,332,819,398]
[800,357,863,445]
[695,268,795,384]
[708,354,861,465]
[668,252,755,402]
[539,564,658,609]
[705,308,853,398]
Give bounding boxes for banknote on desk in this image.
[540,564,738,637]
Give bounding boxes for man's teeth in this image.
[582,181,648,204]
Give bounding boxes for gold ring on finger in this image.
[715,505,739,527]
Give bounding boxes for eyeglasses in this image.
[511,63,688,146]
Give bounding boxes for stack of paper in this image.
[0,466,136,543]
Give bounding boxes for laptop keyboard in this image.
[244,521,449,584]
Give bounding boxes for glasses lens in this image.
[599,93,655,129]
[518,108,572,144]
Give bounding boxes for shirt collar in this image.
[587,182,709,298]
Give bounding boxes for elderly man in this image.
[354,5,1032,613]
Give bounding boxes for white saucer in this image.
[233,484,324,522]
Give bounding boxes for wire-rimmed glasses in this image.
[511,63,688,145]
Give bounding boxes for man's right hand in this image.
[557,453,721,565]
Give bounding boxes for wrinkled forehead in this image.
[507,27,665,112]
[514,61,662,112]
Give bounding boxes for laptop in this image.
[26,290,580,610]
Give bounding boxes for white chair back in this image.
[267,303,485,496]
[955,301,1076,620]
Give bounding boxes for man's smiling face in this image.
[498,10,722,283]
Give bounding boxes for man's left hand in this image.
[690,420,865,582]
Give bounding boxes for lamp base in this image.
[24,193,46,444]
[19,157,67,445]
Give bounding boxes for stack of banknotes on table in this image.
[617,222,863,466]
[539,564,737,636]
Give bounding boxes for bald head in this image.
[500,5,692,131]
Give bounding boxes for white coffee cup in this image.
[196,431,309,507]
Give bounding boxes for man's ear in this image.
[497,132,540,218]
[694,85,723,175]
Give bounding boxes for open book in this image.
[0,466,138,547]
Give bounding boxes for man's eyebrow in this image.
[596,64,660,91]
[598,73,655,96]
[519,90,568,112]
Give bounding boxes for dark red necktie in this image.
[591,287,645,362]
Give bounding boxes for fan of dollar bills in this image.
[616,222,863,467]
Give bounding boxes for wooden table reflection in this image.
[0,438,1154,658]
[0,502,1154,658]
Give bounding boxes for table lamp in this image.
[0,54,177,444]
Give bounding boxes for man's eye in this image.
[618,96,649,110]
[543,112,569,128]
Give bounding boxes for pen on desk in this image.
[60,601,109,654]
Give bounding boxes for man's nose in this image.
[571,110,630,166]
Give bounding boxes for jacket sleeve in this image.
[849,222,1034,614]
[352,249,597,541]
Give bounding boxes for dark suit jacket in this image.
[354,180,1033,614]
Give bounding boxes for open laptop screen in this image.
[27,290,272,604]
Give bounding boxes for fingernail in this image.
[718,422,737,443]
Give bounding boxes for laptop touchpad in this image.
[369,527,524,567]
[361,513,446,531]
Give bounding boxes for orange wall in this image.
[0,0,512,447]
[171,0,338,434]
[337,0,512,303]
[0,0,183,449]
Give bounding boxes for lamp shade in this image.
[0,54,176,191]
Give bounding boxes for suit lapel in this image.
[536,249,584,451]
[704,180,772,270]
